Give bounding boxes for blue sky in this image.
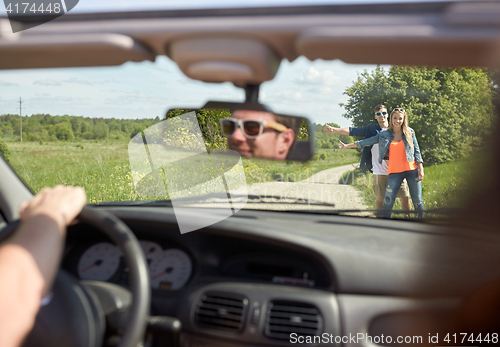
[0,56,381,127]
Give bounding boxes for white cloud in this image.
[104,93,174,106]
[307,86,335,95]
[33,79,61,86]
[0,81,18,86]
[263,90,305,103]
[63,77,94,85]
[296,67,341,86]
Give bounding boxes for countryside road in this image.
[240,163,370,212]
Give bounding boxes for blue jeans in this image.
[383,168,424,218]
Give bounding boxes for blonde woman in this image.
[339,108,424,218]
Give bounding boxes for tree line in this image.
[315,123,354,149]
[0,109,312,149]
[0,114,162,142]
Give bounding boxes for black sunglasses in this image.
[393,108,405,112]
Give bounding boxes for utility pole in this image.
[19,97,23,142]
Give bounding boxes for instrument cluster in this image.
[68,239,193,290]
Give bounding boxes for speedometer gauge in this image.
[149,249,192,290]
[139,240,163,263]
[77,242,121,281]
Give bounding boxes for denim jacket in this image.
[355,128,423,165]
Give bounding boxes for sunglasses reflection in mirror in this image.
[220,118,287,139]
[221,109,303,161]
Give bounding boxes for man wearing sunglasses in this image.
[220,110,298,160]
[326,104,410,215]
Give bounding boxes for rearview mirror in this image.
[165,102,314,162]
[127,102,314,232]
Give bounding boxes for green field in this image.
[339,155,485,211]
[8,138,481,213]
[7,141,359,203]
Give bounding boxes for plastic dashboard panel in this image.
[99,206,500,297]
[177,282,342,347]
[61,205,500,346]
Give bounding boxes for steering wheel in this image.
[23,206,151,347]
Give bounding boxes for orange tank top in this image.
[387,140,417,174]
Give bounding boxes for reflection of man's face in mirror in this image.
[225,110,296,160]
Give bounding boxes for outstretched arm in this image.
[338,140,358,149]
[325,124,350,135]
[339,132,381,150]
[0,185,86,347]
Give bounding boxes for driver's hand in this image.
[19,185,86,228]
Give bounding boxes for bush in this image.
[54,123,75,141]
[83,131,94,140]
[27,133,40,141]
[0,139,11,163]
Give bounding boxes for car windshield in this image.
[0,55,496,220]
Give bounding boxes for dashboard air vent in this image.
[265,301,322,340]
[195,292,248,332]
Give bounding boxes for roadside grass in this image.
[8,141,147,203]
[421,158,484,210]
[243,148,359,184]
[338,155,485,212]
[8,141,359,203]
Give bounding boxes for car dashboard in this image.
[61,206,500,347]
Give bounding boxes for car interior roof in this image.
[0,1,499,77]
